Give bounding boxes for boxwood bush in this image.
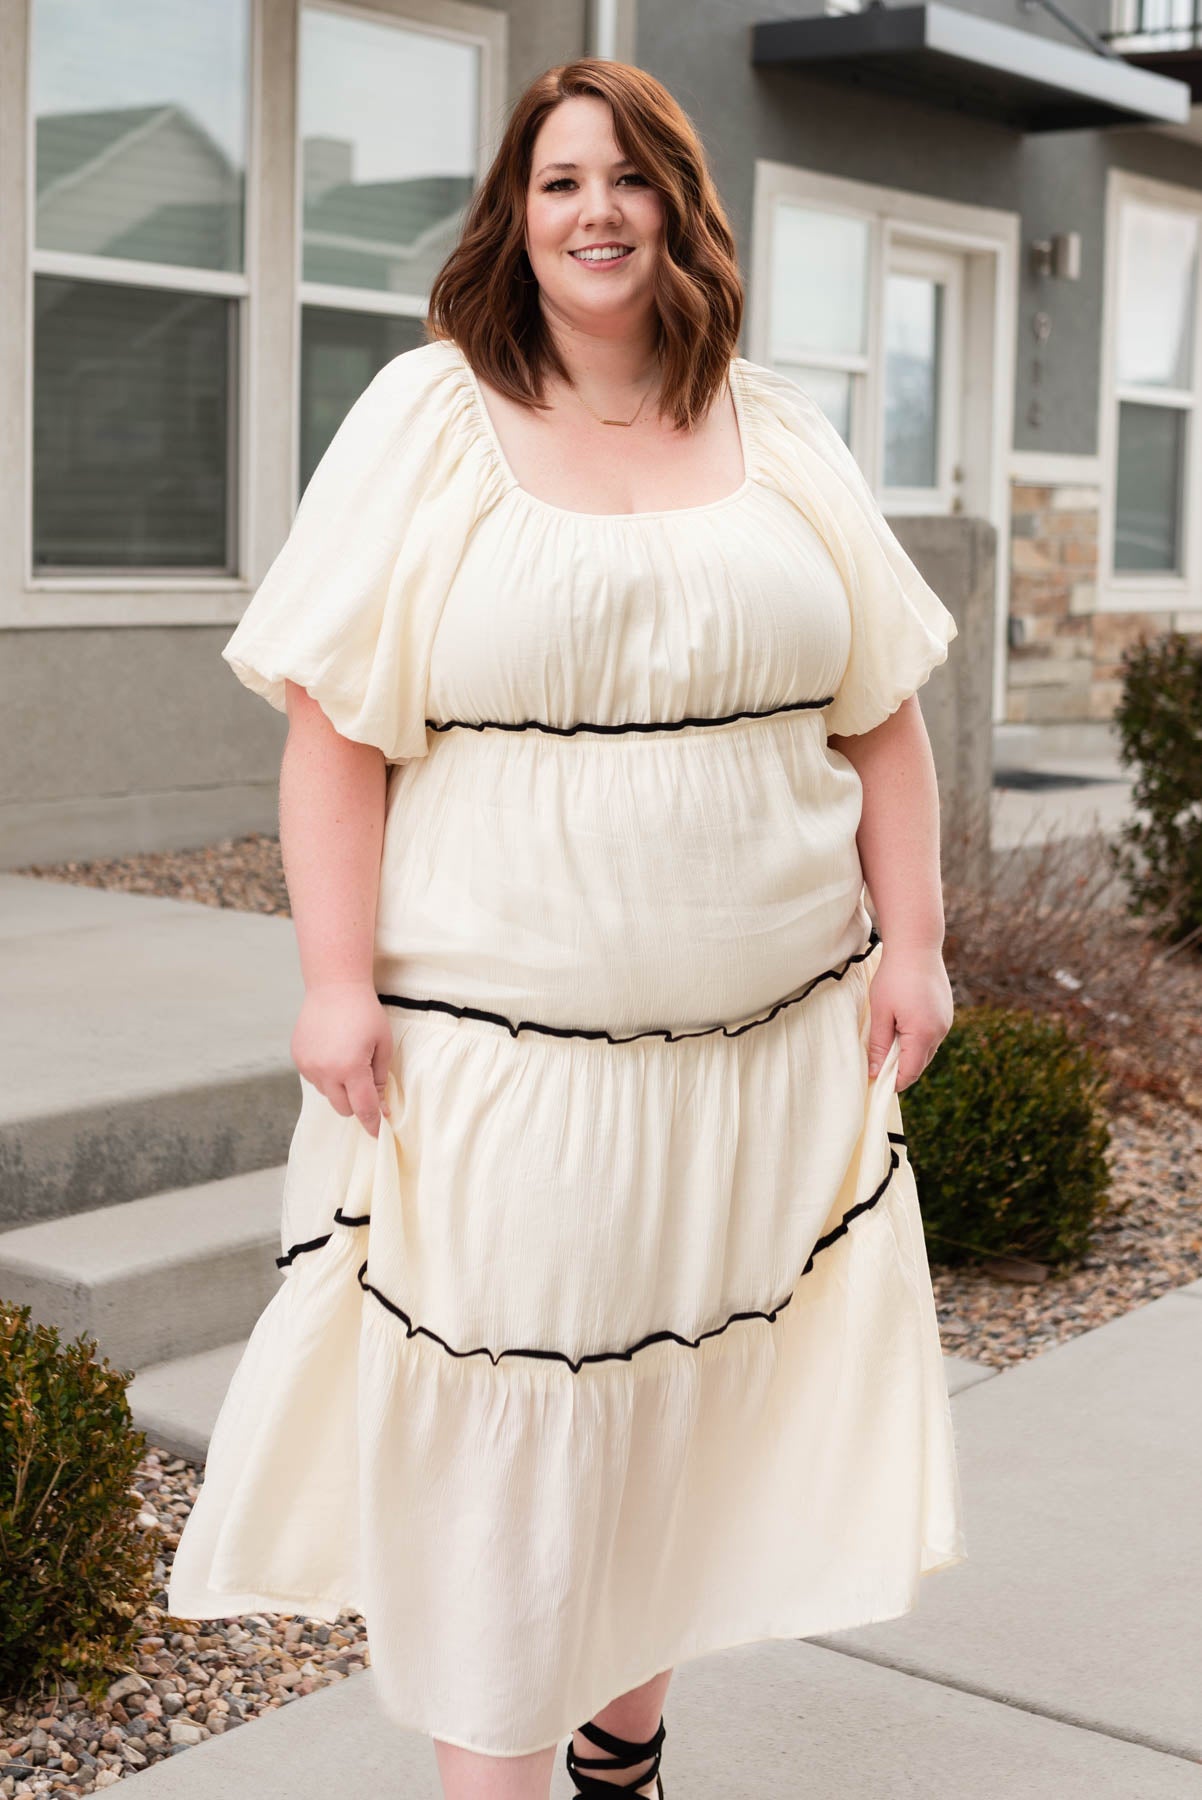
[1109,626,1202,946]
[0,1301,156,1707]
[901,1004,1112,1269]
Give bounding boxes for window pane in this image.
[32,0,247,274]
[884,272,942,489]
[1117,202,1196,391]
[33,275,234,571]
[300,308,428,493]
[772,361,853,444]
[770,203,868,360]
[300,8,479,295]
[1113,401,1185,572]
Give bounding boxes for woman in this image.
[168,57,967,1800]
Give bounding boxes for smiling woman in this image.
[171,54,965,1800]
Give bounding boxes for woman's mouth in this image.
[568,246,635,268]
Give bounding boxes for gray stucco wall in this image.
[2,627,285,865]
[637,0,1202,461]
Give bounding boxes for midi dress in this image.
[166,335,968,1757]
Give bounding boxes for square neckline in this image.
[455,343,757,522]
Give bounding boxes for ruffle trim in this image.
[425,695,834,736]
[376,929,881,1044]
[275,1132,908,1372]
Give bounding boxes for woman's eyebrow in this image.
[533,159,638,178]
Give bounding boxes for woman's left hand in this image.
[866,943,954,1093]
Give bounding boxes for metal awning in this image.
[751,3,1192,130]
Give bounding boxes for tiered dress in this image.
[166,336,968,1757]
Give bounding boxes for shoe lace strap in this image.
[566,1717,666,1797]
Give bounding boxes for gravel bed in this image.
[0,1445,370,1795]
[933,1098,1201,1367]
[3,833,1199,1789]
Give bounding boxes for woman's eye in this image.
[541,173,647,192]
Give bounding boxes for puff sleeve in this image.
[740,361,959,739]
[221,338,501,764]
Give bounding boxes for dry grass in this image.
[939,810,1201,1123]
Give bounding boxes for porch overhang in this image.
[751,3,1192,131]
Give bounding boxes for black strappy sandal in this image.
[565,1715,667,1798]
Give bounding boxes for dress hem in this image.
[166,1541,969,1759]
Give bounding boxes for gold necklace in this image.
[568,367,661,427]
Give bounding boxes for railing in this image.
[1101,0,1202,49]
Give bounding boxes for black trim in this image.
[424,697,834,737]
[276,1206,371,1269]
[277,1130,906,1274]
[354,1147,902,1370]
[376,930,882,1045]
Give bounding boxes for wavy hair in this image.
[425,59,744,429]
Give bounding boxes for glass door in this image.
[880,241,965,516]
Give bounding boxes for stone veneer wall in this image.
[1008,481,1202,724]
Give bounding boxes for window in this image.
[1111,197,1196,575]
[30,0,249,573]
[761,185,967,516]
[1108,0,1202,53]
[297,5,481,491]
[767,202,869,444]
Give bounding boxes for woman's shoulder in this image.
[732,355,829,436]
[299,334,495,504]
[731,355,874,499]
[348,335,467,423]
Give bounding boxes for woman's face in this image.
[524,94,664,338]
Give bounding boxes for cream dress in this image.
[167,336,968,1756]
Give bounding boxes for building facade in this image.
[1,0,1197,865]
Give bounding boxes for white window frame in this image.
[749,160,1019,724]
[2,0,505,630]
[1097,167,1202,612]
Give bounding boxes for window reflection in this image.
[884,273,942,490]
[300,8,479,296]
[32,0,247,273]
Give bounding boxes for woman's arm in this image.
[279,679,396,1136]
[827,693,954,1093]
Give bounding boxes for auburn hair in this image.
[425,59,744,431]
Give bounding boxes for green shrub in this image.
[1109,627,1202,946]
[0,1301,156,1708]
[902,1005,1112,1269]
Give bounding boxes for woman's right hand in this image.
[291,979,396,1138]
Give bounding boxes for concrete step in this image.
[0,1167,285,1372]
[0,874,304,1227]
[129,1338,250,1462]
